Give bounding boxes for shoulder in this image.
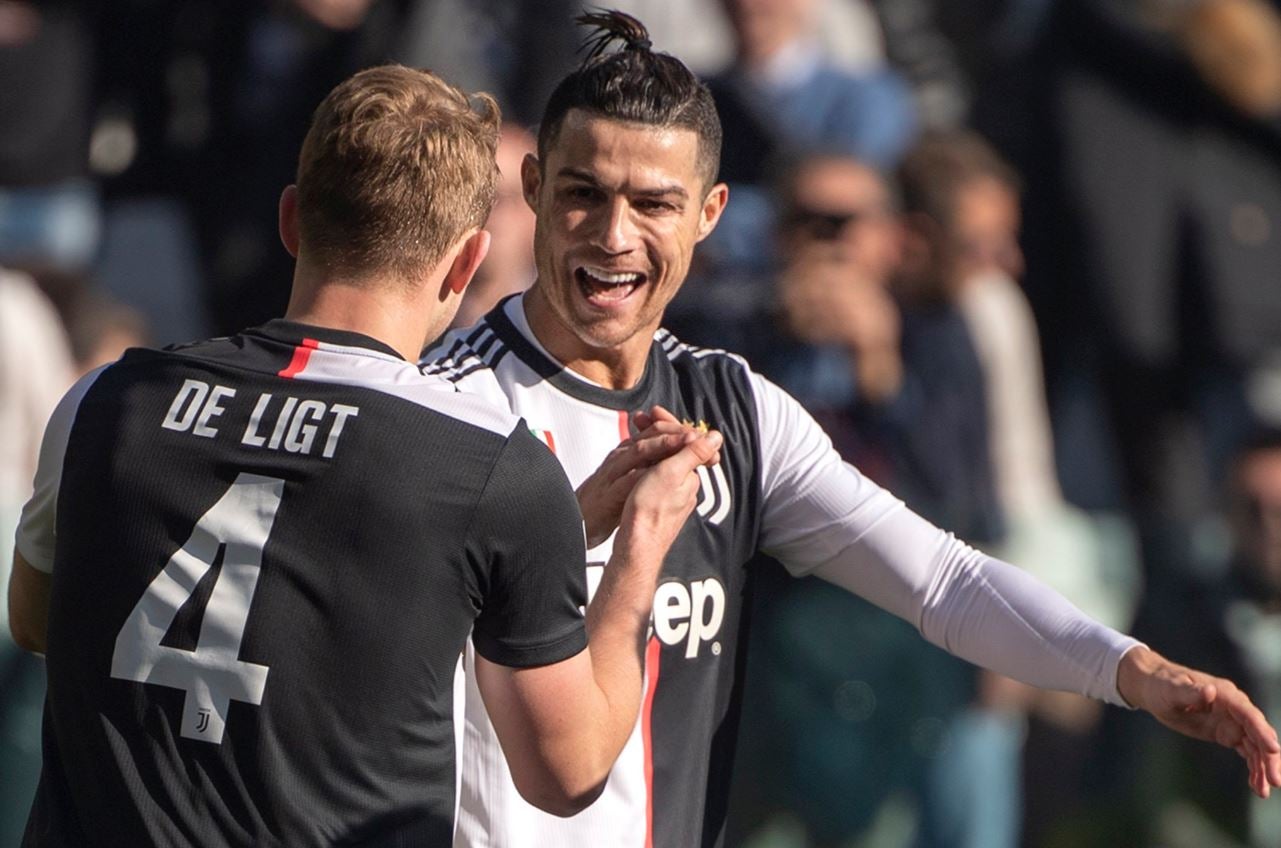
[295,339,521,440]
[421,320,511,387]
[654,327,789,413]
[654,328,753,380]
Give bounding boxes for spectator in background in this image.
[1224,433,1281,846]
[763,154,903,478]
[1088,432,1281,848]
[62,289,150,376]
[698,0,918,276]
[395,0,580,127]
[1020,0,1281,527]
[898,131,1148,846]
[0,269,75,848]
[730,150,1017,848]
[0,0,99,273]
[93,0,414,342]
[710,0,917,179]
[451,124,538,330]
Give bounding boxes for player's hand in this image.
[1117,645,1281,798]
[616,426,722,570]
[576,405,718,547]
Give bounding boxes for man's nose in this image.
[591,198,637,254]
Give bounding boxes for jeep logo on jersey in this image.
[695,462,731,526]
[653,578,726,658]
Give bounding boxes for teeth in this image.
[581,266,643,285]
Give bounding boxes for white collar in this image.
[505,293,604,388]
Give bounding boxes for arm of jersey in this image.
[8,367,105,653]
[750,371,1139,706]
[8,550,51,654]
[472,426,717,816]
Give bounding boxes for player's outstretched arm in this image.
[1117,645,1281,798]
[475,429,722,816]
[8,550,51,654]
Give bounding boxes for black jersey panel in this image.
[469,425,588,668]
[24,329,584,847]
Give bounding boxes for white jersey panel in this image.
[747,370,1139,706]
[288,339,518,437]
[438,318,651,847]
[428,294,1141,846]
[15,365,109,573]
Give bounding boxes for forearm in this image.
[8,550,51,654]
[579,520,668,761]
[809,506,1139,705]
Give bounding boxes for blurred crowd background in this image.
[4,1,1281,846]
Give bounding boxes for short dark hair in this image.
[537,10,722,186]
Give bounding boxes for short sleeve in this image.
[469,425,588,668]
[15,367,107,573]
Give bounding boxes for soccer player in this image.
[7,64,721,846]
[423,11,1281,847]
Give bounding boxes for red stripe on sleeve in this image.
[278,338,320,378]
[618,409,630,442]
[642,636,661,848]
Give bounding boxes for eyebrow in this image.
[556,167,689,202]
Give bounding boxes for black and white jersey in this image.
[423,295,1140,848]
[15,320,589,848]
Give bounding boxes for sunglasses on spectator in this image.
[785,206,888,240]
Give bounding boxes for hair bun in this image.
[576,9,654,60]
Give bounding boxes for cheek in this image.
[650,220,700,271]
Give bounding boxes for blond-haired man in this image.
[8,64,719,846]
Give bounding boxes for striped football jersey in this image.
[17,320,589,847]
[424,295,892,848]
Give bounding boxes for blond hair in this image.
[296,65,500,283]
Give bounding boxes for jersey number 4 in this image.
[110,473,284,744]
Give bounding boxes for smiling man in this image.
[423,11,1281,848]
[7,64,723,848]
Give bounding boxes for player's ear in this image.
[695,182,729,243]
[278,185,301,258]
[443,228,492,296]
[521,153,542,212]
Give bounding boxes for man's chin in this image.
[569,316,646,353]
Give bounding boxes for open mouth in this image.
[575,265,647,306]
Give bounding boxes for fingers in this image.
[1223,691,1281,753]
[602,429,694,481]
[1220,688,1281,796]
[663,430,723,474]
[646,405,681,425]
[1203,682,1281,797]
[628,407,721,468]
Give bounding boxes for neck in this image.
[522,284,652,390]
[285,262,443,361]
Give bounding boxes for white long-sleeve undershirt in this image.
[751,371,1140,707]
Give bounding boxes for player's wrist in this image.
[1115,644,1161,711]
